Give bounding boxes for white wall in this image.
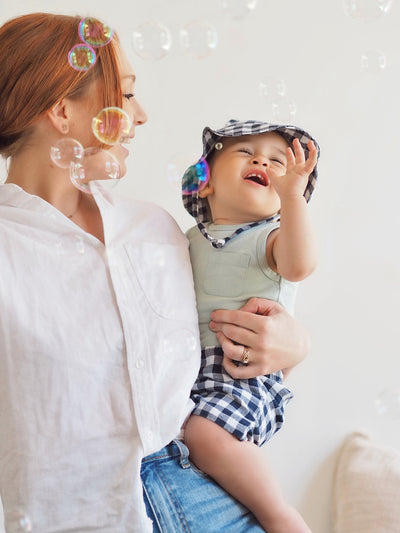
[1,1,400,532]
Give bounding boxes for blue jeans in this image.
[141,439,264,533]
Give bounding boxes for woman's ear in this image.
[47,100,69,135]
[198,181,214,198]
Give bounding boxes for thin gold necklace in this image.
[67,192,82,219]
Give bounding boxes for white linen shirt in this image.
[0,183,201,532]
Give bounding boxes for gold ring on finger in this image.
[241,347,250,364]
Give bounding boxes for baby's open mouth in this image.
[244,172,268,186]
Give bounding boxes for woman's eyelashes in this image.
[123,93,135,101]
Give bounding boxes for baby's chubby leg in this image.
[184,415,312,533]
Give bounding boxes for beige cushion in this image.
[333,431,400,533]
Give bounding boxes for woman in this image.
[0,13,310,533]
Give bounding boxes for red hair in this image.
[0,13,123,157]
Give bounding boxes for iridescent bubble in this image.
[78,17,114,47]
[375,388,400,419]
[131,21,172,61]
[50,138,84,169]
[220,0,258,20]
[55,233,85,256]
[5,510,32,533]
[166,153,195,192]
[343,0,392,21]
[182,158,210,195]
[360,49,387,73]
[271,95,297,124]
[92,107,132,146]
[179,20,218,59]
[258,76,287,100]
[70,147,120,193]
[68,43,96,71]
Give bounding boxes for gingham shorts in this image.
[191,347,293,446]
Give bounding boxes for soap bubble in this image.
[220,0,258,19]
[271,95,297,124]
[131,21,172,61]
[68,43,96,71]
[55,233,85,256]
[179,20,218,59]
[5,510,32,533]
[343,0,392,21]
[79,17,114,47]
[162,329,198,358]
[50,138,84,169]
[70,147,120,193]
[92,107,132,146]
[360,49,387,73]
[258,77,292,123]
[258,76,287,100]
[182,158,210,195]
[166,153,195,192]
[375,388,400,419]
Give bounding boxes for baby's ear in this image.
[198,182,214,198]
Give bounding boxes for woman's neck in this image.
[7,149,105,243]
[7,148,82,215]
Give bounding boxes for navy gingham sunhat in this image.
[183,119,320,224]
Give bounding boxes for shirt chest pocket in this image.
[125,242,198,321]
[204,251,250,297]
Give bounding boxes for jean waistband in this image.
[142,439,190,469]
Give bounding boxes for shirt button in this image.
[135,359,144,369]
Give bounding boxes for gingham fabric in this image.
[182,119,320,232]
[198,214,280,249]
[191,347,293,446]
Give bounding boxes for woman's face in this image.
[108,44,147,178]
[66,43,147,180]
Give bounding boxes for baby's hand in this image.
[269,139,318,200]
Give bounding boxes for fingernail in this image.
[209,321,216,330]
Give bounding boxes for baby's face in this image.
[203,132,289,225]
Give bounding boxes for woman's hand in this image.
[209,297,310,379]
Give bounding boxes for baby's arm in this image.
[267,139,318,282]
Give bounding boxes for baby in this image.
[182,119,319,533]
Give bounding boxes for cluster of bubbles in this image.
[131,20,218,60]
[50,107,132,194]
[68,17,114,72]
[131,0,258,61]
[58,20,135,193]
[69,146,120,194]
[343,0,392,73]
